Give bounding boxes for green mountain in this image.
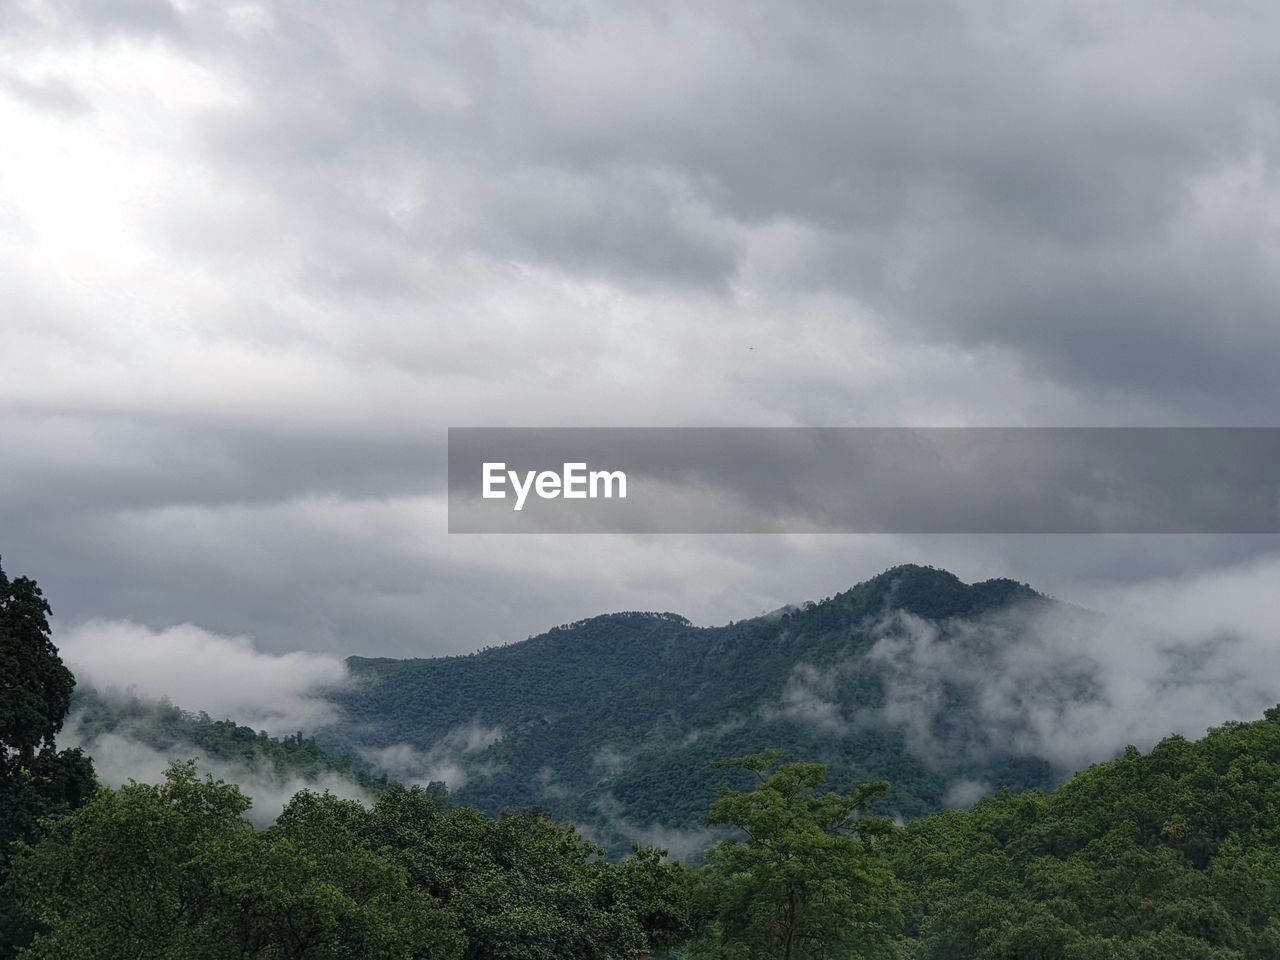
[325,565,1073,843]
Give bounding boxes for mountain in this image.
[323,565,1075,846]
[19,549,1280,959]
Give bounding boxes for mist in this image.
[862,554,1280,777]
[57,619,350,736]
[359,721,505,790]
[58,708,372,826]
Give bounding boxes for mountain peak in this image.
[328,562,1063,842]
[828,564,1044,622]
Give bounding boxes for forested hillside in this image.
[892,710,1280,958]
[10,555,1280,959]
[67,686,389,798]
[327,565,1066,839]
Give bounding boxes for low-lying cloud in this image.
[761,661,851,735]
[360,721,504,790]
[57,619,349,735]
[59,711,371,826]
[866,555,1280,774]
[756,555,1280,793]
[584,792,720,863]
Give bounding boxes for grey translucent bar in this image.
[447,428,1280,533]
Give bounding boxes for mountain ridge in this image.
[346,565,1047,669]
[323,565,1064,845]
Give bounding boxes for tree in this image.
[606,844,700,955]
[0,556,83,768]
[5,762,463,960]
[889,709,1280,958]
[0,557,95,959]
[275,784,696,960]
[690,753,904,960]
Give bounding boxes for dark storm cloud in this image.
[130,0,1277,418]
[3,0,1280,658]
[0,411,442,514]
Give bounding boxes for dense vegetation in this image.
[330,565,1061,838]
[12,713,1280,958]
[8,556,1280,959]
[692,754,903,959]
[892,711,1280,958]
[5,763,694,960]
[0,558,95,957]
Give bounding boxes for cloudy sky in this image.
[3,0,1280,662]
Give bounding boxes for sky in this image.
[3,0,1280,666]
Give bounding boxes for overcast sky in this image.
[3,0,1280,659]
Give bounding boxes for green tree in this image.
[0,557,95,959]
[5,762,463,960]
[891,709,1280,959]
[0,560,73,762]
[606,844,700,954]
[691,753,904,960]
[275,784,695,960]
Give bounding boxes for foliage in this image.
[5,762,463,960]
[0,560,73,762]
[11,682,1280,958]
[690,754,904,960]
[4,763,694,960]
[0,558,96,959]
[274,785,694,960]
[891,709,1280,959]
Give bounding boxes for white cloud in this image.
[57,619,348,735]
[584,792,719,862]
[762,662,849,735]
[59,713,370,826]
[864,554,1280,775]
[943,779,990,809]
[360,721,504,790]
